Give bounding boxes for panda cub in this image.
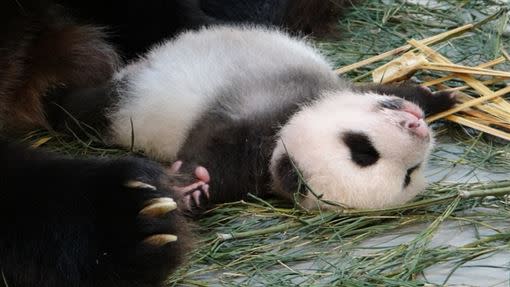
[56,26,455,211]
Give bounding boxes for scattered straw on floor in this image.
[336,10,510,142]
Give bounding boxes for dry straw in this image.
[336,9,510,142]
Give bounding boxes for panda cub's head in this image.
[269,90,433,210]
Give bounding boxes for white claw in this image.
[125,180,157,190]
[139,198,177,216]
[144,234,178,246]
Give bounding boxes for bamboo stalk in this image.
[427,86,510,123]
[31,136,52,148]
[462,232,510,248]
[422,57,506,87]
[407,39,510,124]
[335,8,507,74]
[459,186,510,199]
[455,92,510,121]
[502,48,510,62]
[216,221,302,241]
[421,62,510,78]
[445,115,510,141]
[440,78,506,93]
[217,215,328,241]
[461,110,510,129]
[334,24,475,74]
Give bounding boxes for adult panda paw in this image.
[1,143,196,287]
[91,157,194,286]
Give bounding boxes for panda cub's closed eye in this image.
[341,131,380,167]
[379,98,404,110]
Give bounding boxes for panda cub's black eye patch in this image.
[342,131,380,167]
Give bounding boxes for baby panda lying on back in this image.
[54,25,456,211]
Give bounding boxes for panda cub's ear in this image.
[341,131,380,167]
[274,154,309,196]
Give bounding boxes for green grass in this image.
[26,0,510,286]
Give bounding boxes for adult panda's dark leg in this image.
[199,0,353,36]
[58,0,218,59]
[356,83,457,115]
[0,140,194,287]
[58,0,351,60]
[0,1,120,136]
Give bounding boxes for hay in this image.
[335,9,510,142]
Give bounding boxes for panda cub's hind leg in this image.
[168,161,211,215]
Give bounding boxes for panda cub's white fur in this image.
[106,25,444,210]
[271,92,432,209]
[108,26,334,160]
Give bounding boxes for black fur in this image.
[1,0,344,134]
[56,0,216,58]
[341,131,380,167]
[0,0,120,134]
[0,139,192,287]
[45,83,120,139]
[0,2,351,285]
[175,69,332,206]
[378,98,405,111]
[55,0,347,59]
[200,0,350,34]
[357,83,457,115]
[404,164,420,187]
[173,82,453,210]
[176,112,279,205]
[1,2,454,285]
[274,154,307,196]
[201,0,287,25]
[137,79,453,211]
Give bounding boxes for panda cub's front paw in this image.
[359,83,457,115]
[95,158,193,284]
[415,86,457,115]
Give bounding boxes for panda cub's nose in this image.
[401,116,428,138]
[399,101,428,138]
[381,98,429,138]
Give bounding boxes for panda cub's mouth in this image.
[379,98,429,139]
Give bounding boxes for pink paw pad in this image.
[169,161,211,210]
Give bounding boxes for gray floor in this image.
[359,139,510,286]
